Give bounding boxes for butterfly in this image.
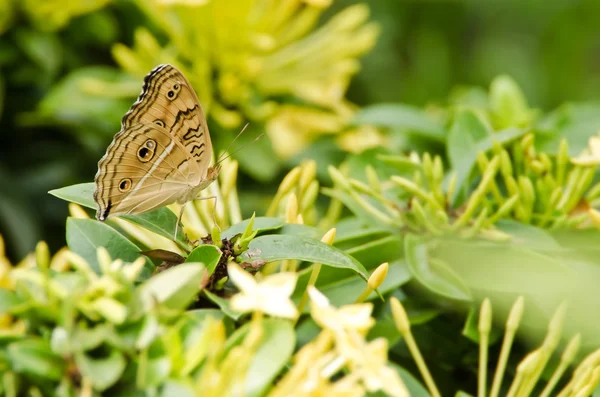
[93,64,220,239]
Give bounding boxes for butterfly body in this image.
[93,64,218,223]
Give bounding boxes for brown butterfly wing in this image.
[94,64,214,220]
[121,64,213,175]
[94,124,196,220]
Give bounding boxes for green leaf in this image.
[66,217,152,275]
[121,211,188,248]
[393,364,431,397]
[490,75,534,129]
[15,29,62,77]
[431,237,591,340]
[75,349,126,391]
[203,291,241,320]
[185,245,221,275]
[185,309,225,323]
[279,223,320,238]
[226,319,295,397]
[334,217,390,247]
[495,219,563,251]
[71,324,112,352]
[405,234,471,301]
[294,260,411,311]
[51,183,188,246]
[221,217,284,239]
[139,263,206,311]
[7,339,65,380]
[35,67,131,137]
[240,234,369,280]
[49,182,95,209]
[0,289,21,314]
[537,103,600,156]
[354,104,446,142]
[344,235,404,270]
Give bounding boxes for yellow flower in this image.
[350,338,409,397]
[228,262,298,318]
[110,0,379,158]
[308,286,374,334]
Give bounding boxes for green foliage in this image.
[4,1,600,396]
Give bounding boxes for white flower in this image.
[228,262,298,318]
[308,286,374,334]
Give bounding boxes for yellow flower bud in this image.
[390,297,410,334]
[367,262,388,290]
[321,228,336,245]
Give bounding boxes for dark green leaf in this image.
[139,263,206,311]
[203,291,241,320]
[185,245,221,275]
[279,223,321,238]
[344,235,404,270]
[51,183,189,247]
[66,217,152,275]
[334,217,390,246]
[240,234,369,280]
[221,217,284,239]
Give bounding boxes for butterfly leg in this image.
[174,202,187,241]
[195,195,220,233]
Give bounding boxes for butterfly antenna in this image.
[215,133,264,167]
[216,123,250,164]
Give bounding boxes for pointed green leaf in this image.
[139,263,206,311]
[66,217,152,275]
[221,217,284,239]
[185,245,221,275]
[51,183,188,246]
[405,234,471,301]
[203,291,241,320]
[240,234,369,280]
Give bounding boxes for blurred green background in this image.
[2,0,600,260]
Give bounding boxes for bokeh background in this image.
[2,0,600,261]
